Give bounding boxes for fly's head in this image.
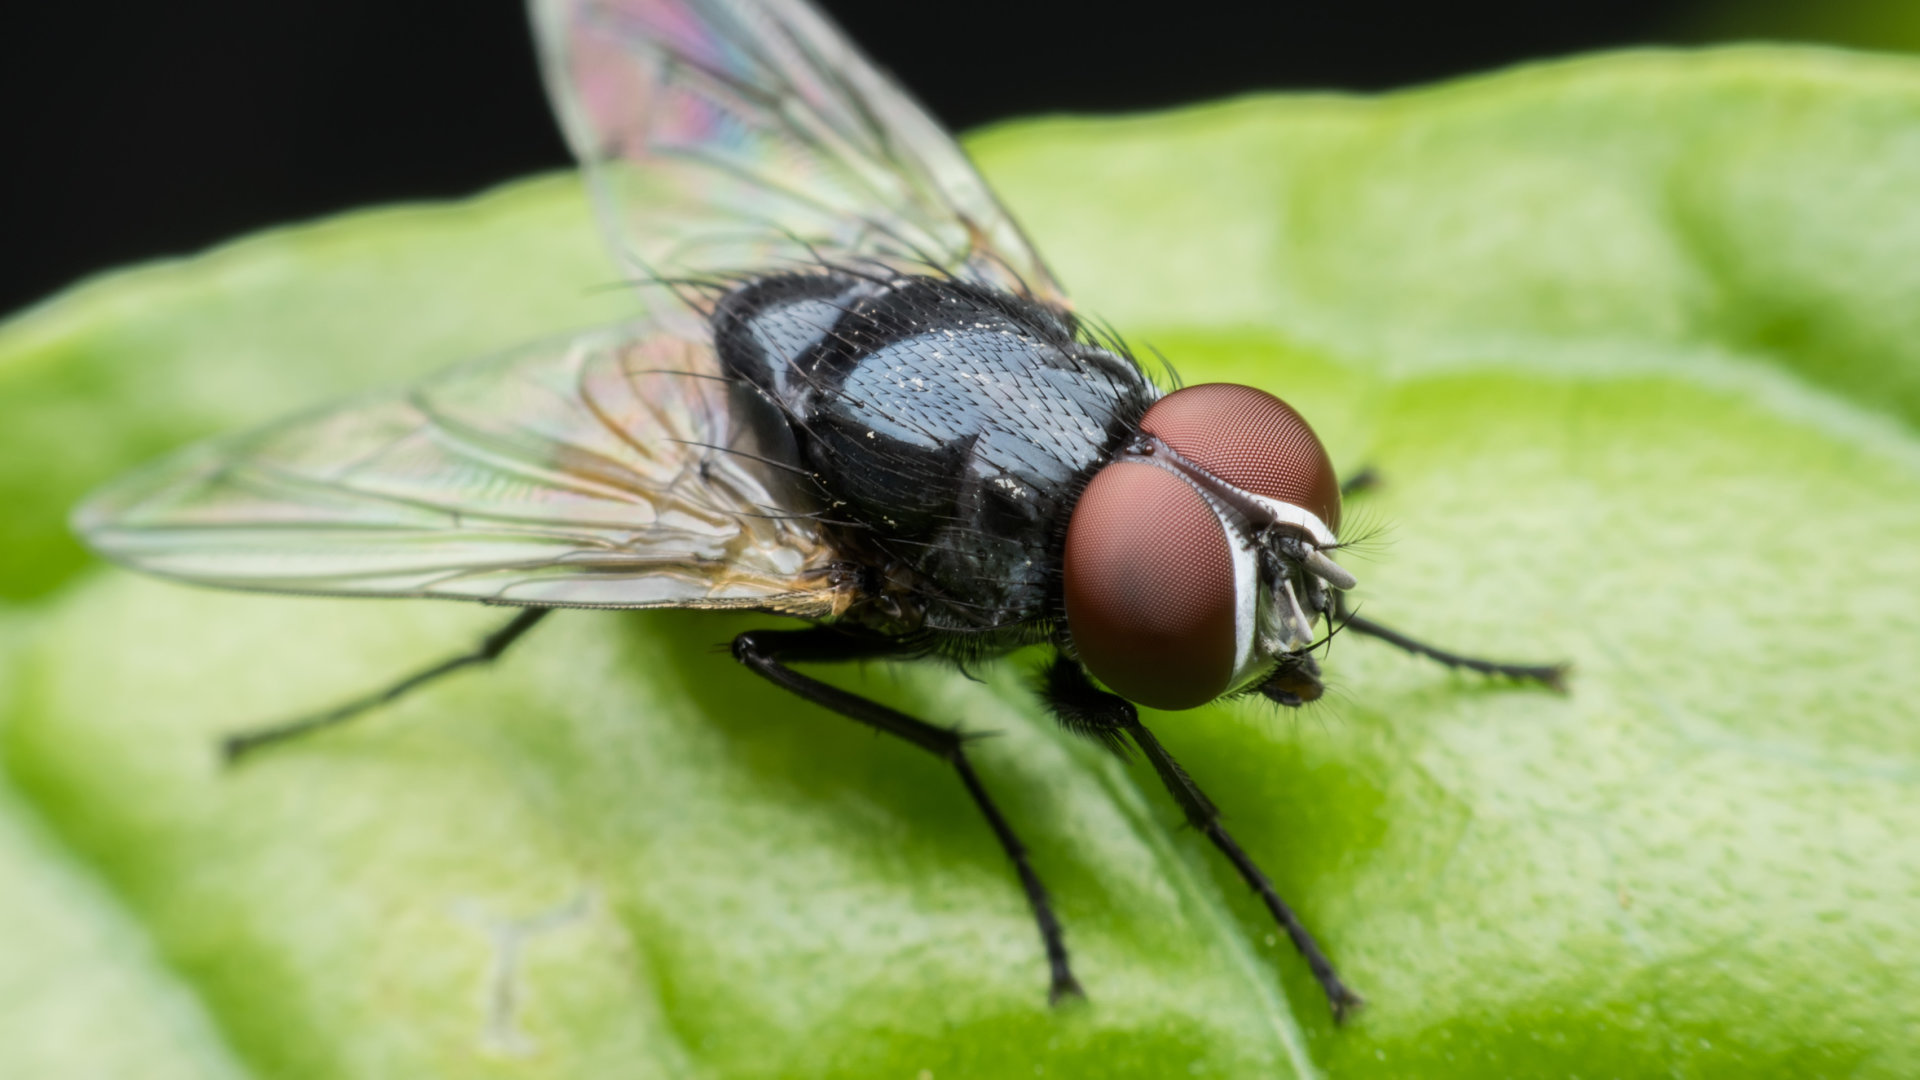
[1061,383,1354,711]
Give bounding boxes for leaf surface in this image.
[3,47,1918,1078]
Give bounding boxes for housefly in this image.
[73,0,1565,1020]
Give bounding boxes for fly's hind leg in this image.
[223,607,551,763]
[1331,593,1567,690]
[732,626,1082,1003]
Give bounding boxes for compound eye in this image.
[1063,461,1239,710]
[1140,383,1341,534]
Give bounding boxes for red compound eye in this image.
[1063,461,1238,710]
[1140,383,1341,534]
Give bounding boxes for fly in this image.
[72,0,1567,1020]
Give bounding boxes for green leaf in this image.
[1679,0,1920,56]
[5,46,1919,1078]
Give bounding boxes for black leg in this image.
[1338,466,1381,498]
[1126,719,1365,1021]
[733,627,1082,1003]
[223,607,551,763]
[1332,594,1567,690]
[1044,656,1363,1021]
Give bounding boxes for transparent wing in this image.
[535,0,1067,304]
[74,320,854,615]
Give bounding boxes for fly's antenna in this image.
[1327,508,1393,560]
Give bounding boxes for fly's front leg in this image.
[732,626,1082,1003]
[223,607,551,763]
[1043,656,1364,1021]
[1331,593,1568,690]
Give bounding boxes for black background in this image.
[6,0,1708,314]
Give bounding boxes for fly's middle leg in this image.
[732,626,1082,1004]
[222,607,551,763]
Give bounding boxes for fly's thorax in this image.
[711,271,882,406]
[719,271,1157,636]
[1060,383,1353,711]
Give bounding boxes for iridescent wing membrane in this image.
[75,0,1064,611]
[77,325,851,613]
[537,0,1065,300]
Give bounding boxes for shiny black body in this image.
[220,276,1551,1024]
[713,271,1158,643]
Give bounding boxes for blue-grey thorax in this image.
[713,272,1156,637]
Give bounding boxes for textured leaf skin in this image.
[4,47,1919,1079]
